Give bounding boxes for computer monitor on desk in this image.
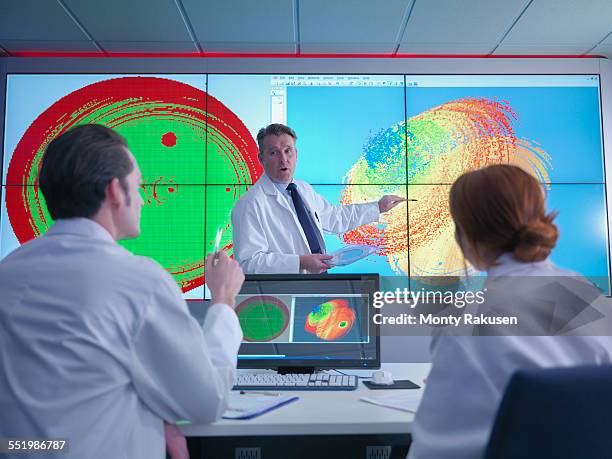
[236,274,380,372]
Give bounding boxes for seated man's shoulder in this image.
[123,252,171,280]
[121,254,186,302]
[0,239,181,309]
[103,244,173,285]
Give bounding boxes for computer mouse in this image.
[371,370,394,385]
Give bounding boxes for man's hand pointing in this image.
[378,195,406,213]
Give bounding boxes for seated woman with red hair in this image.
[407,164,612,459]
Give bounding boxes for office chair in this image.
[484,365,612,459]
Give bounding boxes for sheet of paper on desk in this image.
[360,392,422,413]
[223,393,299,420]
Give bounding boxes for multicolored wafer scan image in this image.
[304,299,356,341]
[293,296,367,343]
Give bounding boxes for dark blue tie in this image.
[286,183,322,254]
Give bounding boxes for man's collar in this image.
[260,173,293,195]
[45,217,116,244]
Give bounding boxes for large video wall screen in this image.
[2,74,609,297]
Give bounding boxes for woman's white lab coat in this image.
[408,254,612,459]
[231,174,379,274]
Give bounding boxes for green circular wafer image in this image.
[6,76,262,295]
[235,296,290,342]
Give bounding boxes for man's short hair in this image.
[39,124,133,220]
[256,124,297,153]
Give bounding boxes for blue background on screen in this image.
[546,184,609,291]
[288,86,406,184]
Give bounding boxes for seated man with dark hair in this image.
[0,124,244,459]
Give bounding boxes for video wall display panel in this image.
[1,73,609,295]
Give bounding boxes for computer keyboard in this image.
[234,372,358,391]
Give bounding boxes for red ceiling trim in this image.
[4,51,606,59]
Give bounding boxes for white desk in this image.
[180,363,430,459]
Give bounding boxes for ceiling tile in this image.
[502,0,612,45]
[200,42,296,53]
[100,41,200,53]
[300,42,396,53]
[300,0,409,43]
[183,0,295,43]
[0,40,101,53]
[402,0,529,45]
[0,0,88,40]
[397,42,493,54]
[63,0,191,41]
[493,43,592,54]
[0,0,609,58]
[596,32,612,47]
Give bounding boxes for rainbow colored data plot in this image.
[341,96,551,277]
[235,296,291,342]
[304,299,356,341]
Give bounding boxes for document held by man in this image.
[328,245,377,267]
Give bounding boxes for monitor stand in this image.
[277,366,315,375]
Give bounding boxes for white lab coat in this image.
[231,173,379,274]
[408,254,612,459]
[0,218,243,459]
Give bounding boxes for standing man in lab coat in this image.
[231,123,405,274]
[0,124,244,459]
